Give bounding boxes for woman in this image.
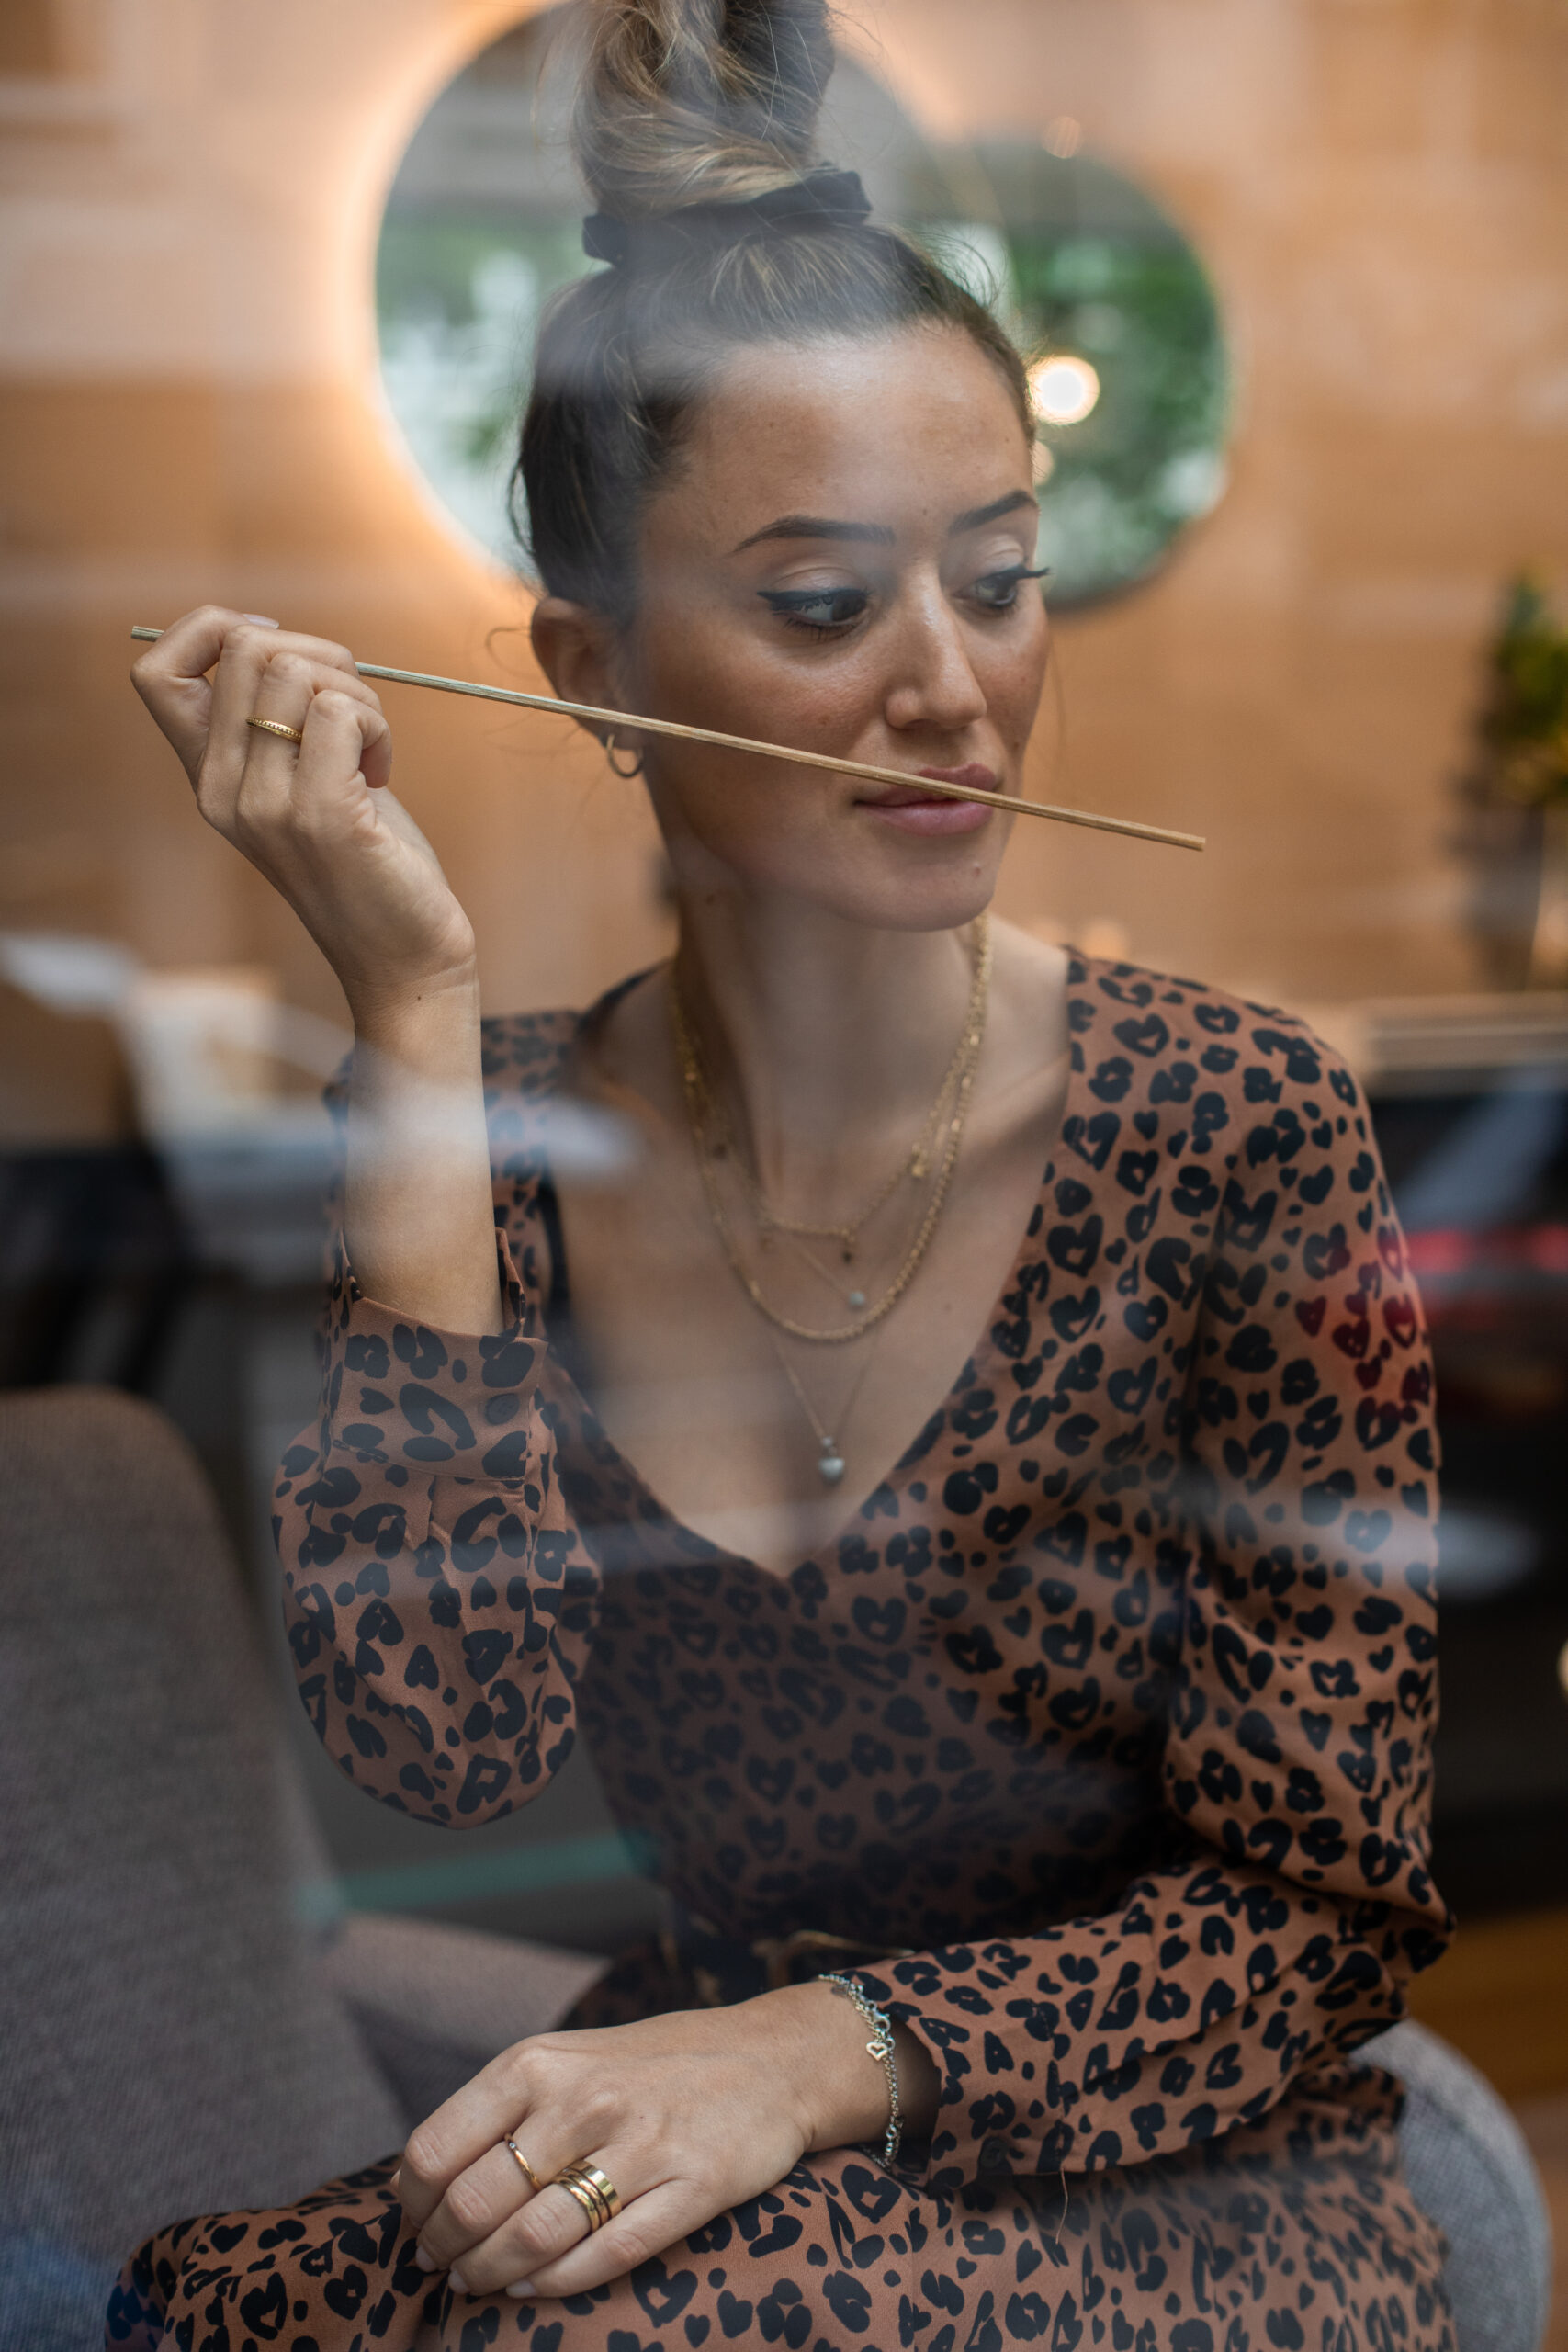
[113,2,1453,2345]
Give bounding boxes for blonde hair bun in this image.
[574,0,838,220]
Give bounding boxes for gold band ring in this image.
[503,2136,543,2195]
[555,2160,621,2233]
[245,715,305,743]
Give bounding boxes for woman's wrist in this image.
[344,959,482,1061]
[758,1980,939,2156]
[341,959,501,1335]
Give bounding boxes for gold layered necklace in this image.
[670,921,992,1481]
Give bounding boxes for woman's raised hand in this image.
[131,606,476,1014]
[394,1986,904,2305]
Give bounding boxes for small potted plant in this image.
[1460,571,1568,989]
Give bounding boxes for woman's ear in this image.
[530,597,625,741]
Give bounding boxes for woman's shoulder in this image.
[479,964,664,1099]
[1069,952,1363,1119]
[479,973,661,1179]
[480,1005,581,1102]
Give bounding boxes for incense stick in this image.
[129,626,1204,853]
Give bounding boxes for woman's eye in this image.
[758,586,869,634]
[971,563,1049,611]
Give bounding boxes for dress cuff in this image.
[319,1227,548,1478]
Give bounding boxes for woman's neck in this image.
[669,888,983,1216]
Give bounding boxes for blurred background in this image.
[2,0,1566,2329]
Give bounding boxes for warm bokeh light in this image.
[1029,353,1101,425]
[1558,1637,1568,1704]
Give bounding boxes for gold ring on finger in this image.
[503,2136,543,2195]
[557,2173,606,2234]
[562,2161,620,2222]
[555,2160,620,2231]
[245,715,305,743]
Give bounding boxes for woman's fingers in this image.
[503,2180,695,2303]
[410,2139,544,2278]
[403,2053,615,2252]
[131,604,387,811]
[130,605,473,1008]
[397,2055,535,2233]
[446,2154,682,2302]
[130,605,255,781]
[398,2040,604,2231]
[207,620,371,780]
[224,651,314,833]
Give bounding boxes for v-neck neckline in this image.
[531,953,1094,1586]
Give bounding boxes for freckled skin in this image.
[605,331,1047,934]
[112,962,1455,2352]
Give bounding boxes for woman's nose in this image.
[882,591,988,737]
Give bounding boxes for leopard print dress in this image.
[109,955,1455,2352]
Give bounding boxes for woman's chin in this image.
[807,842,1003,934]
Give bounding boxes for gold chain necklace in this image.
[733,944,988,1261]
[671,920,992,1347]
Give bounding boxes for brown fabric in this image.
[117,956,1456,2349]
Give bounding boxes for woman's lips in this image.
[855,763,1000,837]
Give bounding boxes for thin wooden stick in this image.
[130,626,1204,852]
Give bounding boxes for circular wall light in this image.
[376,12,1231,606]
[1029,354,1101,427]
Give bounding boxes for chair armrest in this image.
[320,1911,608,2132]
[1357,2020,1552,2352]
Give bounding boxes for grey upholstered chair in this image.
[0,1387,604,2352]
[0,1388,1552,2352]
[1357,2019,1552,2352]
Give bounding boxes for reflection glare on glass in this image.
[1029,353,1101,425]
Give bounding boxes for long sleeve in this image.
[855,1012,1450,2192]
[276,1084,604,1828]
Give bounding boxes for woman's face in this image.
[547,322,1049,934]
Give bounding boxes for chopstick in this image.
[129,626,1204,852]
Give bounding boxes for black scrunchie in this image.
[582,165,871,268]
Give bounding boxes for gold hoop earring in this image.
[604,734,644,779]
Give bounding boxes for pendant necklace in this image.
[768,1329,882,1487]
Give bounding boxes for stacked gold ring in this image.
[555,2160,620,2233]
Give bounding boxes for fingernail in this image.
[506,2281,536,2299]
[413,2245,435,2273]
[243,614,280,626]
[448,2268,468,2294]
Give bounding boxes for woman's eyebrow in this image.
[947,489,1038,535]
[730,514,897,552]
[730,489,1036,557]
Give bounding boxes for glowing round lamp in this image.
[1028,355,1101,426]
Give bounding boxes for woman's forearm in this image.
[344,970,503,1335]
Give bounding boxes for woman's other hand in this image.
[131,605,476,1014]
[135,605,500,1331]
[394,1983,932,2303]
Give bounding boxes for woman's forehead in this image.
[649,326,1032,553]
